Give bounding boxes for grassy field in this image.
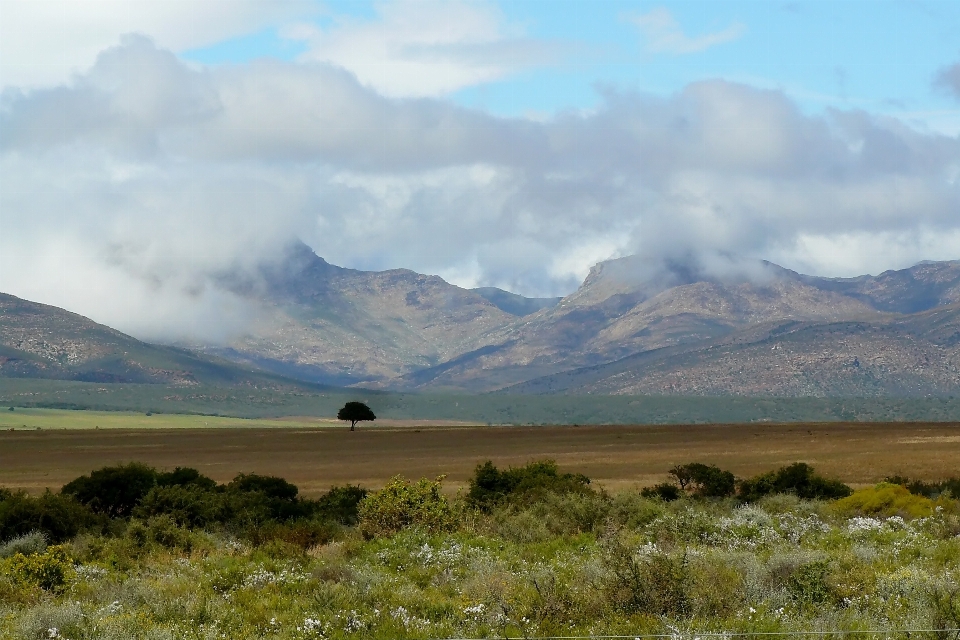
[4,414,960,495]
[8,378,960,424]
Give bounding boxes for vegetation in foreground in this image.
[3,462,960,638]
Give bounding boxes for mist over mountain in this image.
[166,243,960,396]
[2,238,960,399]
[3,34,960,346]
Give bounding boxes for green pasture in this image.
[0,407,341,431]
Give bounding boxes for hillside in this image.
[505,305,960,397]
[192,243,537,386]
[192,245,960,395]
[0,293,309,388]
[9,243,960,399]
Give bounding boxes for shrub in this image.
[358,476,453,538]
[670,463,736,498]
[314,485,368,525]
[739,463,852,502]
[886,475,960,499]
[2,544,73,591]
[134,484,228,528]
[466,460,591,510]
[641,483,682,501]
[61,463,158,517]
[490,491,610,540]
[156,467,218,490]
[0,531,48,558]
[602,535,690,616]
[0,491,97,543]
[226,473,298,501]
[125,515,194,551]
[833,482,934,518]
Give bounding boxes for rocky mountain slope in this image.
[506,307,960,397]
[193,243,960,396]
[0,293,308,387]
[8,241,958,398]
[195,243,532,386]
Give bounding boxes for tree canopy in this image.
[337,401,376,430]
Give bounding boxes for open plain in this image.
[2,409,960,494]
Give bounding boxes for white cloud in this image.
[0,0,314,89]
[2,38,960,341]
[631,7,745,55]
[287,0,565,97]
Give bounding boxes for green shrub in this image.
[125,515,194,551]
[670,463,736,498]
[466,460,591,510]
[61,462,158,517]
[313,485,368,525]
[602,535,690,616]
[156,467,218,490]
[134,485,228,528]
[641,482,682,501]
[2,544,73,591]
[0,491,97,543]
[490,491,610,540]
[739,463,852,502]
[833,482,934,518]
[226,473,298,501]
[358,476,453,538]
[886,475,960,499]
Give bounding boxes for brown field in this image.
[3,421,960,495]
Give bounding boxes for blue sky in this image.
[179,0,960,130]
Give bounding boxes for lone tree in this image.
[338,401,376,431]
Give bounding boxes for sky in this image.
[1,0,960,342]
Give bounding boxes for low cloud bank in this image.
[1,37,959,341]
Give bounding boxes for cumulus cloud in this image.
[0,0,314,90]
[1,37,959,341]
[631,8,746,55]
[286,0,567,97]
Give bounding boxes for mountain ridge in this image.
[5,244,960,399]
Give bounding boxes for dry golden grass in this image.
[3,418,960,495]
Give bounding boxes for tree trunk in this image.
[350,420,356,431]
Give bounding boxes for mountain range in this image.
[3,243,960,397]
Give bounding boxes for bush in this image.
[490,491,611,540]
[156,467,218,490]
[670,463,736,498]
[0,491,97,543]
[641,483,682,501]
[886,475,960,499]
[833,482,935,518]
[313,485,368,525]
[0,530,48,558]
[602,535,690,616]
[134,484,229,529]
[125,515,195,551]
[739,463,852,502]
[226,473,298,501]
[466,460,591,510]
[358,476,453,538]
[2,544,73,591]
[61,463,158,517]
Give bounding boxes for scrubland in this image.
[3,460,960,639]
